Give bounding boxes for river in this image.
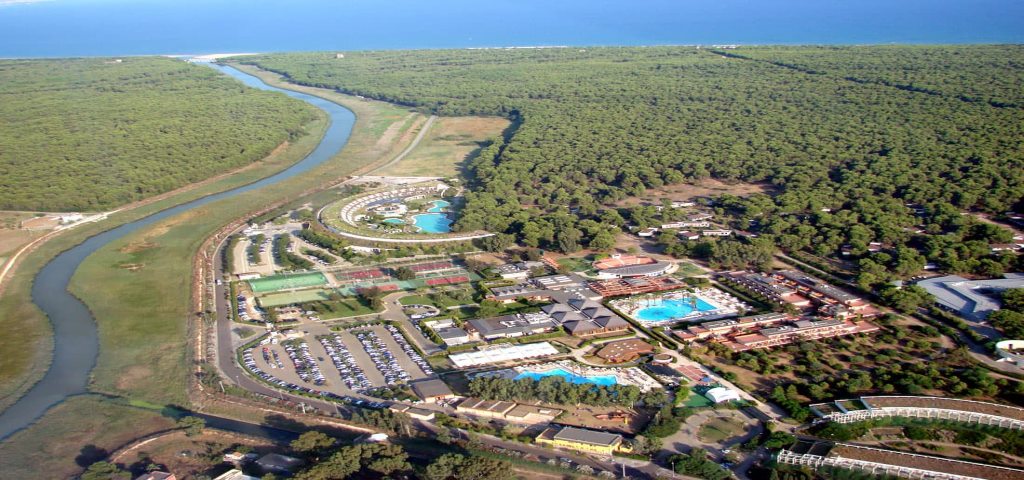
[0,64,356,441]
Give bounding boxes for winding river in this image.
[0,64,356,440]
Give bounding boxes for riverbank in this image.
[0,65,426,477]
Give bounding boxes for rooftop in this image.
[599,261,672,277]
[458,397,517,413]
[552,426,623,446]
[595,338,654,362]
[863,396,1024,422]
[466,313,558,338]
[916,274,1024,321]
[832,444,1024,480]
[409,378,454,399]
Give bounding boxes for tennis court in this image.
[248,272,328,293]
[257,289,332,307]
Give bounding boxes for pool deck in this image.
[611,288,748,325]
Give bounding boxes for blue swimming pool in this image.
[514,368,617,386]
[382,218,405,225]
[428,199,450,213]
[413,213,452,233]
[635,297,717,323]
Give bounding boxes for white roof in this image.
[449,342,559,368]
[705,387,741,403]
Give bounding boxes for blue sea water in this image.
[0,0,1021,58]
[635,297,717,323]
[515,368,618,387]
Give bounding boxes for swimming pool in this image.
[635,297,717,323]
[382,218,405,225]
[514,368,617,386]
[413,213,452,233]
[428,199,450,213]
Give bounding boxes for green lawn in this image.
[674,261,706,277]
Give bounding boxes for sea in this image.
[0,0,1022,58]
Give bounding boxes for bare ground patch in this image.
[613,179,778,208]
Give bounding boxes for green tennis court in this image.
[257,289,332,307]
[248,272,328,293]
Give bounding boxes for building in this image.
[662,221,711,229]
[456,397,563,424]
[704,387,741,403]
[809,396,1024,430]
[465,313,559,341]
[536,425,624,455]
[213,470,260,480]
[136,473,177,480]
[390,404,436,420]
[595,338,654,363]
[496,263,531,280]
[595,261,673,279]
[588,276,688,297]
[436,326,471,346]
[678,230,700,241]
[456,397,517,419]
[700,229,733,237]
[995,340,1024,368]
[409,378,455,403]
[723,270,875,318]
[532,274,584,290]
[916,273,1024,322]
[778,440,1024,480]
[542,299,630,337]
[637,227,659,237]
[674,313,879,352]
[448,342,560,368]
[486,284,551,304]
[255,454,304,475]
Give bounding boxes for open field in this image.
[0,395,175,479]
[0,65,428,478]
[375,115,511,177]
[697,415,749,443]
[611,178,777,208]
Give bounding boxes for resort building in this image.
[722,270,876,318]
[778,440,1024,480]
[485,284,551,304]
[915,273,1024,321]
[674,313,879,352]
[995,340,1024,368]
[588,276,687,297]
[532,274,584,290]
[389,404,437,421]
[465,312,559,341]
[662,221,711,229]
[809,396,1024,430]
[448,342,560,368]
[595,338,654,363]
[435,326,471,347]
[536,425,624,456]
[541,298,630,337]
[213,470,260,480]
[456,397,563,424]
[495,262,544,280]
[409,378,456,403]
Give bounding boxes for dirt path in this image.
[368,115,437,175]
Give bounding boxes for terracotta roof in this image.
[832,444,1024,480]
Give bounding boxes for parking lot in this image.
[244,322,433,399]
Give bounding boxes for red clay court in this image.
[593,255,656,270]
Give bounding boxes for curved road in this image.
[0,63,357,441]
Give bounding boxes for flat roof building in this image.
[536,425,624,455]
[465,312,559,341]
[449,342,560,368]
[595,338,654,363]
[916,273,1024,322]
[409,378,455,402]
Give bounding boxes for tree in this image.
[176,416,205,437]
[589,230,617,251]
[394,266,416,281]
[80,461,130,480]
[290,431,335,457]
[436,427,453,445]
[879,285,933,313]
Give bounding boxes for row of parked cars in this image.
[316,334,373,391]
[283,341,326,385]
[355,330,411,385]
[261,346,285,369]
[384,324,434,376]
[236,294,264,322]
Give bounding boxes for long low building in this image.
[448,342,560,368]
[465,312,559,341]
[778,440,1024,480]
[535,425,624,456]
[809,396,1024,430]
[456,397,563,424]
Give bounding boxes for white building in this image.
[704,387,741,404]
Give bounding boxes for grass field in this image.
[248,271,328,293]
[0,64,426,477]
[697,416,749,443]
[0,395,175,479]
[257,289,332,307]
[376,115,510,177]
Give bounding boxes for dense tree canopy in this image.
[0,57,318,211]
[243,46,1023,275]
